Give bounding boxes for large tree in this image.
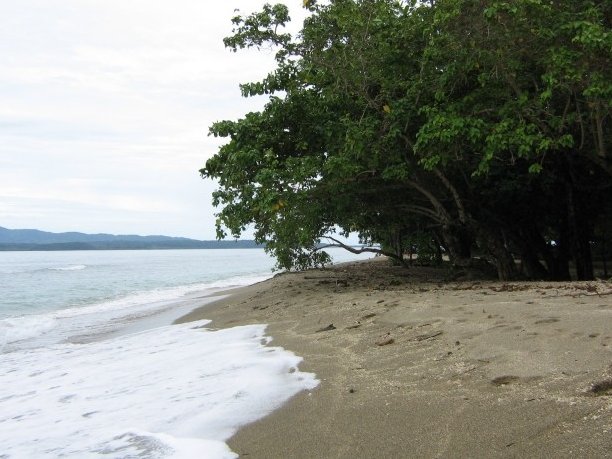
[202,0,611,279]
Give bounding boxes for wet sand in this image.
[177,258,612,458]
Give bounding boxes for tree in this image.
[202,0,611,279]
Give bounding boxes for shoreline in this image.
[177,259,612,458]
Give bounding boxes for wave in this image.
[0,315,57,348]
[0,265,86,274]
[48,264,87,271]
[0,320,318,458]
[0,272,273,350]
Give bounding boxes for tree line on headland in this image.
[202,0,611,280]
[0,227,262,251]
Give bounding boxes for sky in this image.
[0,1,306,239]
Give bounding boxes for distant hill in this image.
[0,227,262,251]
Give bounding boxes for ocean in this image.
[0,248,370,458]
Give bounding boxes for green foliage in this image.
[202,0,611,279]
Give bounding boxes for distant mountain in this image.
[0,227,262,251]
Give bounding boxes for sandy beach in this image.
[177,258,612,458]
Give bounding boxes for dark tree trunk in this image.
[573,234,594,280]
[442,223,472,267]
[546,226,572,281]
[477,226,518,281]
[514,227,550,280]
[567,185,594,280]
[493,245,518,281]
[392,229,403,261]
[519,247,549,280]
[602,228,609,278]
[548,247,572,281]
[433,235,444,264]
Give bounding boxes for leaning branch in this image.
[433,168,468,224]
[318,236,408,267]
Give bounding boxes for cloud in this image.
[0,1,306,238]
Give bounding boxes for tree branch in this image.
[433,167,468,224]
[405,178,452,224]
[318,236,408,267]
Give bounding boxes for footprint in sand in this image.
[491,375,520,386]
[534,317,560,325]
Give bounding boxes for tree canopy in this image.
[202,0,611,280]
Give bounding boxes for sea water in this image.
[0,248,369,458]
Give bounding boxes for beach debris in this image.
[349,388,355,393]
[316,323,336,332]
[304,276,348,285]
[376,333,394,346]
[346,322,361,330]
[588,379,612,396]
[360,313,377,320]
[304,275,336,280]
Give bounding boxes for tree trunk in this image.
[573,234,594,280]
[602,226,609,278]
[433,236,444,264]
[441,223,472,267]
[519,247,549,280]
[546,227,572,281]
[515,227,551,280]
[477,227,518,281]
[567,185,594,280]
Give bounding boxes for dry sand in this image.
[177,258,612,458]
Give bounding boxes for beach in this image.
[178,258,612,458]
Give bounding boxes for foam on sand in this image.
[0,320,319,458]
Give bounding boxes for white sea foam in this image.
[0,320,319,458]
[0,315,57,347]
[49,264,87,271]
[49,272,271,321]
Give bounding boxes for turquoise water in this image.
[0,249,276,319]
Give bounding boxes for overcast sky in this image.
[0,1,306,239]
